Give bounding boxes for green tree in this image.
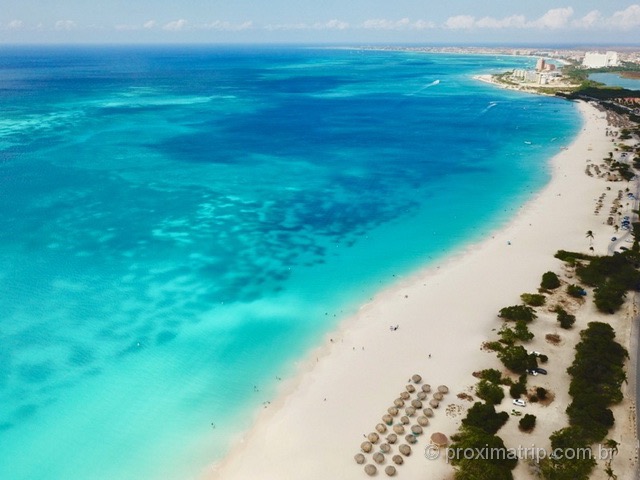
[520,293,546,306]
[476,380,505,405]
[498,305,537,322]
[498,345,536,374]
[461,402,509,435]
[541,271,561,290]
[519,414,536,432]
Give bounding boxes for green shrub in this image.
[541,271,561,290]
[557,308,577,329]
[519,414,536,432]
[461,402,510,435]
[478,369,504,385]
[498,345,537,373]
[476,380,505,405]
[538,354,548,363]
[594,280,627,313]
[536,387,548,400]
[520,293,546,306]
[567,284,585,298]
[509,380,526,399]
[498,305,537,322]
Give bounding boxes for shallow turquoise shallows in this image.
[0,46,580,480]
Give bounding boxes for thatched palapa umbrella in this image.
[399,444,412,456]
[430,432,449,447]
[373,452,385,464]
[405,434,417,444]
[406,384,416,393]
[393,424,405,435]
[394,398,405,407]
[386,433,398,444]
[385,465,397,477]
[376,423,387,434]
[399,391,410,400]
[387,406,399,416]
[417,392,427,400]
[433,392,444,401]
[437,385,449,394]
[392,454,404,465]
[380,443,391,453]
[411,399,423,409]
[411,374,422,384]
[411,425,423,435]
[382,414,393,426]
[417,416,429,427]
[423,408,434,417]
[421,384,431,393]
[354,453,365,464]
[405,406,416,417]
[368,432,380,444]
[365,464,377,476]
[429,399,439,409]
[400,415,410,425]
[361,441,373,453]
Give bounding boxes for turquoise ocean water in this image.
[0,46,580,479]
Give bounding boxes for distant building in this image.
[535,58,546,71]
[543,63,556,72]
[582,51,619,68]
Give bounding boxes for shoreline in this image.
[205,100,637,480]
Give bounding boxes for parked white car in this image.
[513,399,526,407]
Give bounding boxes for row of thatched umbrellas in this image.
[354,374,449,476]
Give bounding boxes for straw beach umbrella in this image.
[437,385,449,394]
[433,392,444,401]
[386,433,398,444]
[376,423,387,434]
[411,399,423,409]
[354,453,366,464]
[365,464,377,476]
[421,384,431,393]
[423,408,434,417]
[380,443,391,453]
[429,399,439,408]
[373,452,385,464]
[392,455,404,465]
[405,434,417,444]
[382,414,393,426]
[385,465,397,476]
[394,398,405,407]
[387,406,399,416]
[405,406,416,417]
[417,392,427,400]
[400,416,410,425]
[368,432,380,444]
[417,416,429,427]
[411,425,423,435]
[400,391,410,400]
[393,424,405,435]
[399,444,412,456]
[361,441,373,453]
[406,384,416,393]
[412,374,422,384]
[430,432,448,447]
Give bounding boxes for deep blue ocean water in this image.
[0,46,580,479]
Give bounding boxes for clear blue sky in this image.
[1,1,640,44]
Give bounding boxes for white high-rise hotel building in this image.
[582,51,620,68]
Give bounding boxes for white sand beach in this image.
[205,101,637,480]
